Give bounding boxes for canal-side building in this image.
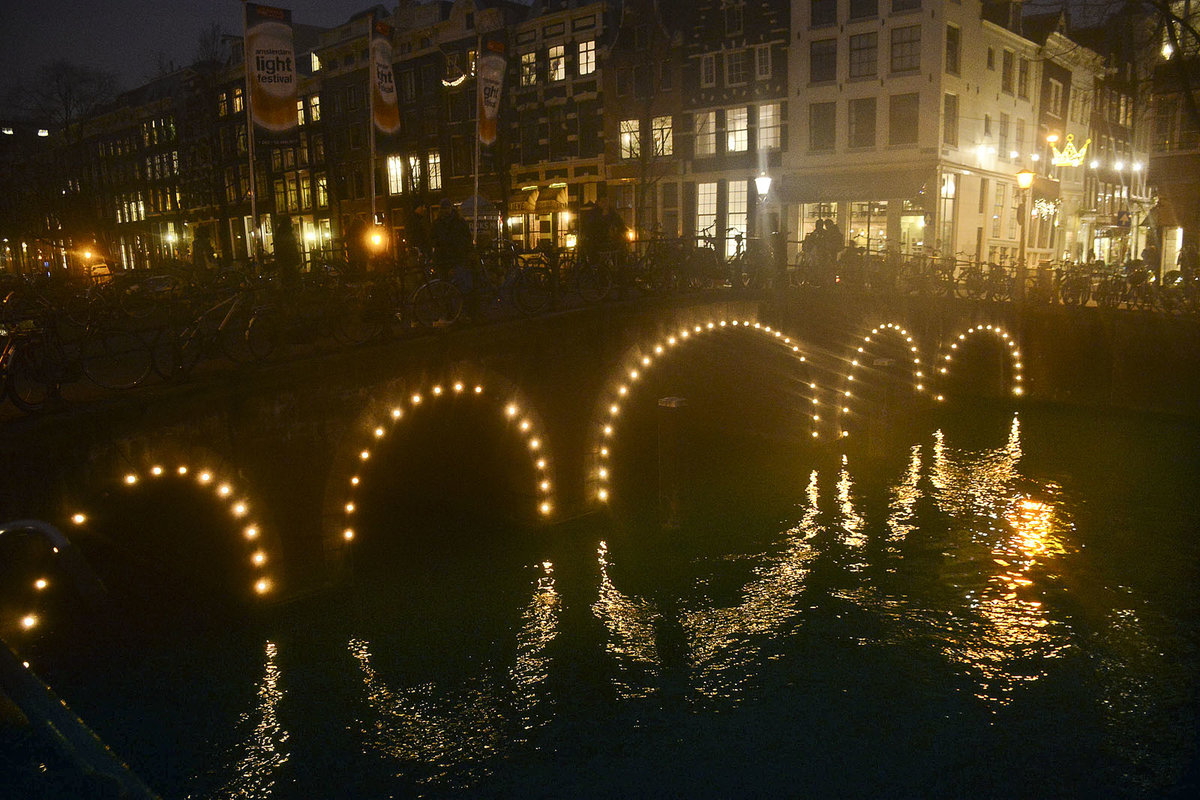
[680,0,790,255]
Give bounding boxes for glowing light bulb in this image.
[345,502,355,513]
[519,420,531,431]
[536,458,547,470]
[21,614,37,630]
[598,489,609,501]
[474,385,483,394]
[218,484,232,497]
[244,526,259,539]
[351,476,360,486]
[540,480,550,491]
[343,528,355,541]
[392,408,403,419]
[598,467,608,479]
[34,578,47,590]
[255,579,271,594]
[360,450,370,460]
[252,551,266,566]
[151,466,163,476]
[539,502,552,515]
[454,382,464,393]
[124,473,138,485]
[71,513,86,525]
[529,438,541,450]
[232,502,248,516]
[432,385,443,396]
[178,466,188,475]
[374,427,385,438]
[198,471,212,483]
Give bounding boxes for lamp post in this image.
[1016,169,1034,302]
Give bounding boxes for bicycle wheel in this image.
[4,339,55,413]
[331,284,386,345]
[512,269,552,316]
[245,308,283,360]
[958,269,986,299]
[78,328,153,390]
[411,279,464,327]
[1096,280,1120,309]
[576,262,613,303]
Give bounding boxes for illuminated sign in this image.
[1050,134,1090,167]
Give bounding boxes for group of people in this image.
[799,218,847,283]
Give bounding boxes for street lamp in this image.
[1016,169,1035,302]
[754,173,772,239]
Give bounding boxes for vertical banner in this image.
[476,40,507,146]
[370,20,401,135]
[244,3,298,135]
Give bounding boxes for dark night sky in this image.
[0,1,371,116]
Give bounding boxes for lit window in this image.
[620,119,640,159]
[408,155,422,189]
[233,87,244,113]
[755,44,772,80]
[309,95,320,122]
[521,52,537,86]
[297,99,305,127]
[697,181,717,236]
[758,103,781,150]
[652,116,673,156]
[701,54,716,88]
[428,150,441,190]
[578,40,595,75]
[548,45,565,81]
[694,111,716,156]
[386,155,404,194]
[727,181,748,257]
[726,107,748,152]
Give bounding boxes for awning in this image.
[459,194,498,218]
[776,164,936,204]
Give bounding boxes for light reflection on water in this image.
[26,409,1196,797]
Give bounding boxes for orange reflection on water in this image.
[592,541,662,698]
[210,640,289,799]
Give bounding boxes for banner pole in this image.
[368,14,378,225]
[242,1,260,265]
[473,34,481,247]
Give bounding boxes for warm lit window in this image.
[578,40,596,75]
[521,52,537,86]
[697,181,717,236]
[548,45,565,81]
[694,111,716,156]
[386,155,404,194]
[727,181,747,257]
[309,95,321,122]
[758,103,781,150]
[218,92,228,116]
[652,116,673,156]
[233,87,244,113]
[408,155,422,189]
[428,150,442,190]
[726,107,748,152]
[620,119,640,159]
[297,99,306,127]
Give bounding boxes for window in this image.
[810,102,836,151]
[811,39,837,83]
[548,45,565,81]
[727,182,748,256]
[1017,58,1029,98]
[725,2,744,36]
[620,119,640,159]
[726,107,749,152]
[755,44,772,80]
[849,33,878,79]
[850,0,878,19]
[758,102,782,150]
[1048,79,1063,117]
[400,71,415,102]
[218,92,228,117]
[945,26,960,76]
[999,113,1009,155]
[1001,50,1015,94]
[695,111,716,156]
[987,48,995,70]
[407,155,422,190]
[233,87,244,113]
[1016,118,1025,156]
[697,181,717,237]
[428,150,441,190]
[943,94,958,146]
[726,49,749,85]
[812,0,837,27]
[521,52,537,86]
[652,116,673,156]
[890,26,921,73]
[386,154,404,194]
[578,40,596,75]
[309,95,320,122]
[297,99,306,127]
[984,114,992,137]
[316,174,328,207]
[849,97,876,148]
[992,183,1006,238]
[889,93,919,145]
[701,54,717,88]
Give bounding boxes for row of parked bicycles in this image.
[789,249,1200,313]
[0,235,751,415]
[3,235,1194,415]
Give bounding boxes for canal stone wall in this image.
[2,290,1196,600]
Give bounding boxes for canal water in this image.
[4,404,1199,798]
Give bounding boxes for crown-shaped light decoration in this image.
[1051,134,1091,167]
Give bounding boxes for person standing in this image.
[432,199,477,320]
[272,214,301,290]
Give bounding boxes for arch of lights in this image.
[0,521,76,639]
[334,380,556,549]
[836,322,925,439]
[935,324,1024,400]
[64,461,276,598]
[589,318,816,505]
